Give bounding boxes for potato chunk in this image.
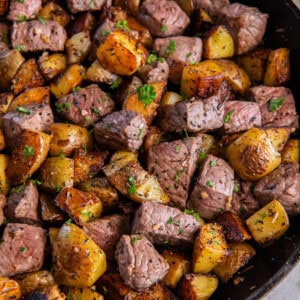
[281,139,300,163]
[0,154,10,195]
[246,199,289,246]
[53,222,107,287]
[0,277,21,300]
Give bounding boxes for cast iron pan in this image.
[213,1,300,299]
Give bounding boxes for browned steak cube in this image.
[67,0,111,14]
[131,202,200,247]
[138,0,190,38]
[0,194,6,226]
[138,58,169,84]
[0,223,46,277]
[153,36,203,84]
[248,85,299,128]
[115,234,169,291]
[217,3,268,55]
[254,164,300,215]
[193,0,229,16]
[188,154,234,219]
[223,100,262,133]
[147,135,206,208]
[83,214,130,260]
[55,84,115,128]
[2,103,53,149]
[94,110,148,152]
[160,96,225,133]
[7,0,41,21]
[5,181,40,224]
[11,20,67,52]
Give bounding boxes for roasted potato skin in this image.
[0,154,10,195]
[0,277,21,300]
[53,223,107,288]
[0,92,14,114]
[281,139,300,163]
[226,128,281,181]
[38,2,70,27]
[64,287,104,300]
[246,199,289,246]
[26,285,66,300]
[40,193,65,223]
[6,130,51,185]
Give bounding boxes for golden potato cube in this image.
[55,187,102,226]
[8,87,50,112]
[281,139,300,163]
[264,48,290,86]
[53,223,107,287]
[179,273,218,300]
[0,154,10,195]
[246,199,289,246]
[50,64,85,99]
[0,92,14,114]
[160,91,183,107]
[203,25,235,60]
[27,285,65,299]
[6,130,51,185]
[161,250,191,288]
[0,277,21,299]
[38,2,70,27]
[49,227,60,245]
[65,287,103,300]
[226,128,281,181]
[214,242,256,281]
[181,60,224,99]
[193,223,229,274]
[38,52,67,81]
[50,123,94,157]
[265,127,290,152]
[96,29,148,76]
[39,157,74,193]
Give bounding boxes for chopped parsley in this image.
[72,86,81,93]
[92,106,101,115]
[31,179,41,185]
[17,0,25,2]
[115,20,130,31]
[101,29,110,36]
[65,218,72,225]
[233,183,239,193]
[199,151,208,160]
[178,227,184,235]
[224,110,235,123]
[1,30,9,45]
[175,170,184,182]
[127,176,136,195]
[56,185,61,193]
[131,236,142,245]
[161,24,167,32]
[22,145,34,158]
[167,217,180,226]
[59,151,65,158]
[269,97,284,112]
[183,129,189,138]
[206,180,215,187]
[147,53,158,64]
[137,127,144,139]
[137,84,156,107]
[81,211,91,218]
[56,101,70,113]
[175,145,181,153]
[186,52,192,58]
[19,246,27,253]
[110,79,121,89]
[16,106,32,115]
[15,44,24,51]
[166,40,176,56]
[38,16,46,25]
[209,160,217,167]
[184,208,200,220]
[18,15,28,22]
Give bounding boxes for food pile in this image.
[0,0,299,299]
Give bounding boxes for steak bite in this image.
[7,0,42,21]
[138,0,190,38]
[11,20,67,52]
[159,96,225,133]
[94,110,148,152]
[131,202,200,247]
[147,135,208,208]
[138,58,169,84]
[194,0,230,16]
[67,0,112,14]
[0,194,6,226]
[2,103,53,149]
[5,181,40,224]
[223,100,262,133]
[115,234,169,291]
[153,36,203,84]
[248,85,299,128]
[83,214,130,260]
[0,223,46,277]
[217,3,268,55]
[188,155,234,220]
[55,84,115,128]
[254,164,300,215]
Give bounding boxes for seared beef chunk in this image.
[231,179,259,219]
[254,164,300,215]
[138,0,190,38]
[188,155,234,220]
[153,36,203,84]
[5,181,40,224]
[194,0,229,15]
[83,214,130,260]
[3,103,53,149]
[7,0,41,21]
[115,234,169,291]
[138,58,169,84]
[94,110,147,152]
[0,194,6,226]
[223,100,262,133]
[11,20,67,52]
[216,3,268,55]
[67,0,112,13]
[131,202,200,247]
[147,135,207,208]
[0,223,46,277]
[160,96,225,133]
[248,85,299,128]
[56,84,115,128]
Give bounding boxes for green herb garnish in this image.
[115,20,130,31]
[38,16,46,25]
[166,40,176,56]
[19,246,27,253]
[269,97,284,112]
[110,79,120,90]
[137,84,156,107]
[127,176,136,195]
[184,208,200,220]
[161,24,167,32]
[18,15,28,22]
[23,145,34,158]
[206,180,215,187]
[167,217,180,226]
[147,53,158,64]
[209,160,217,167]
[224,110,235,123]
[175,170,184,182]
[16,106,32,115]
[131,236,142,245]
